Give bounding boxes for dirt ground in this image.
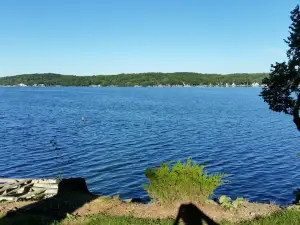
[0,195,282,223]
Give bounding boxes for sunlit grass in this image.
[60,210,300,225]
[1,207,300,225]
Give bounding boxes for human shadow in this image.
[174,203,219,225]
[0,178,98,225]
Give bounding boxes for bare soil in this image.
[0,195,282,223]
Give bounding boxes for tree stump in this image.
[57,178,90,195]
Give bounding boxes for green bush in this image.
[143,158,227,205]
[219,195,232,209]
[219,195,245,209]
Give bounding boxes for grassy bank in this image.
[64,210,300,225]
[0,159,298,224]
[0,194,290,225]
[2,210,300,225]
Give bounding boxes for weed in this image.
[143,158,227,204]
[219,195,245,209]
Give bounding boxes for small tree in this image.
[261,5,300,131]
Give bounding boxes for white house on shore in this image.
[252,82,260,87]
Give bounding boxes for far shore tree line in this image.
[0,72,267,87]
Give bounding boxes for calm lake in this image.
[0,87,300,205]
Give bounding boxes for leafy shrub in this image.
[219,195,232,209]
[218,195,245,209]
[143,158,227,205]
[232,197,245,208]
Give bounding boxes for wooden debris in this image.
[0,178,58,201]
[19,188,46,199]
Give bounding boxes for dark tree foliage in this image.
[0,72,267,87]
[261,5,300,131]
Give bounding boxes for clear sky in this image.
[0,0,298,76]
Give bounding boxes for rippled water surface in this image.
[0,87,300,205]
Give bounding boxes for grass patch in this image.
[62,215,174,225]
[50,211,300,225]
[143,158,227,204]
[0,214,56,225]
[1,210,300,225]
[235,210,300,225]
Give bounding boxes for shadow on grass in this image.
[0,178,98,225]
[174,203,219,225]
[1,179,220,225]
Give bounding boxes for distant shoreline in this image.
[0,72,267,87]
[0,84,264,88]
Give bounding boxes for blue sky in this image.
[0,0,298,76]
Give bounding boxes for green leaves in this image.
[261,4,300,131]
[232,197,245,208]
[143,158,227,205]
[218,195,245,209]
[219,195,232,209]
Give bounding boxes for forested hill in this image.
[0,72,268,87]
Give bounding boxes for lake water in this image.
[0,87,300,205]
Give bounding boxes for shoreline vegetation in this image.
[1,160,300,224]
[0,72,267,87]
[0,191,299,225]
